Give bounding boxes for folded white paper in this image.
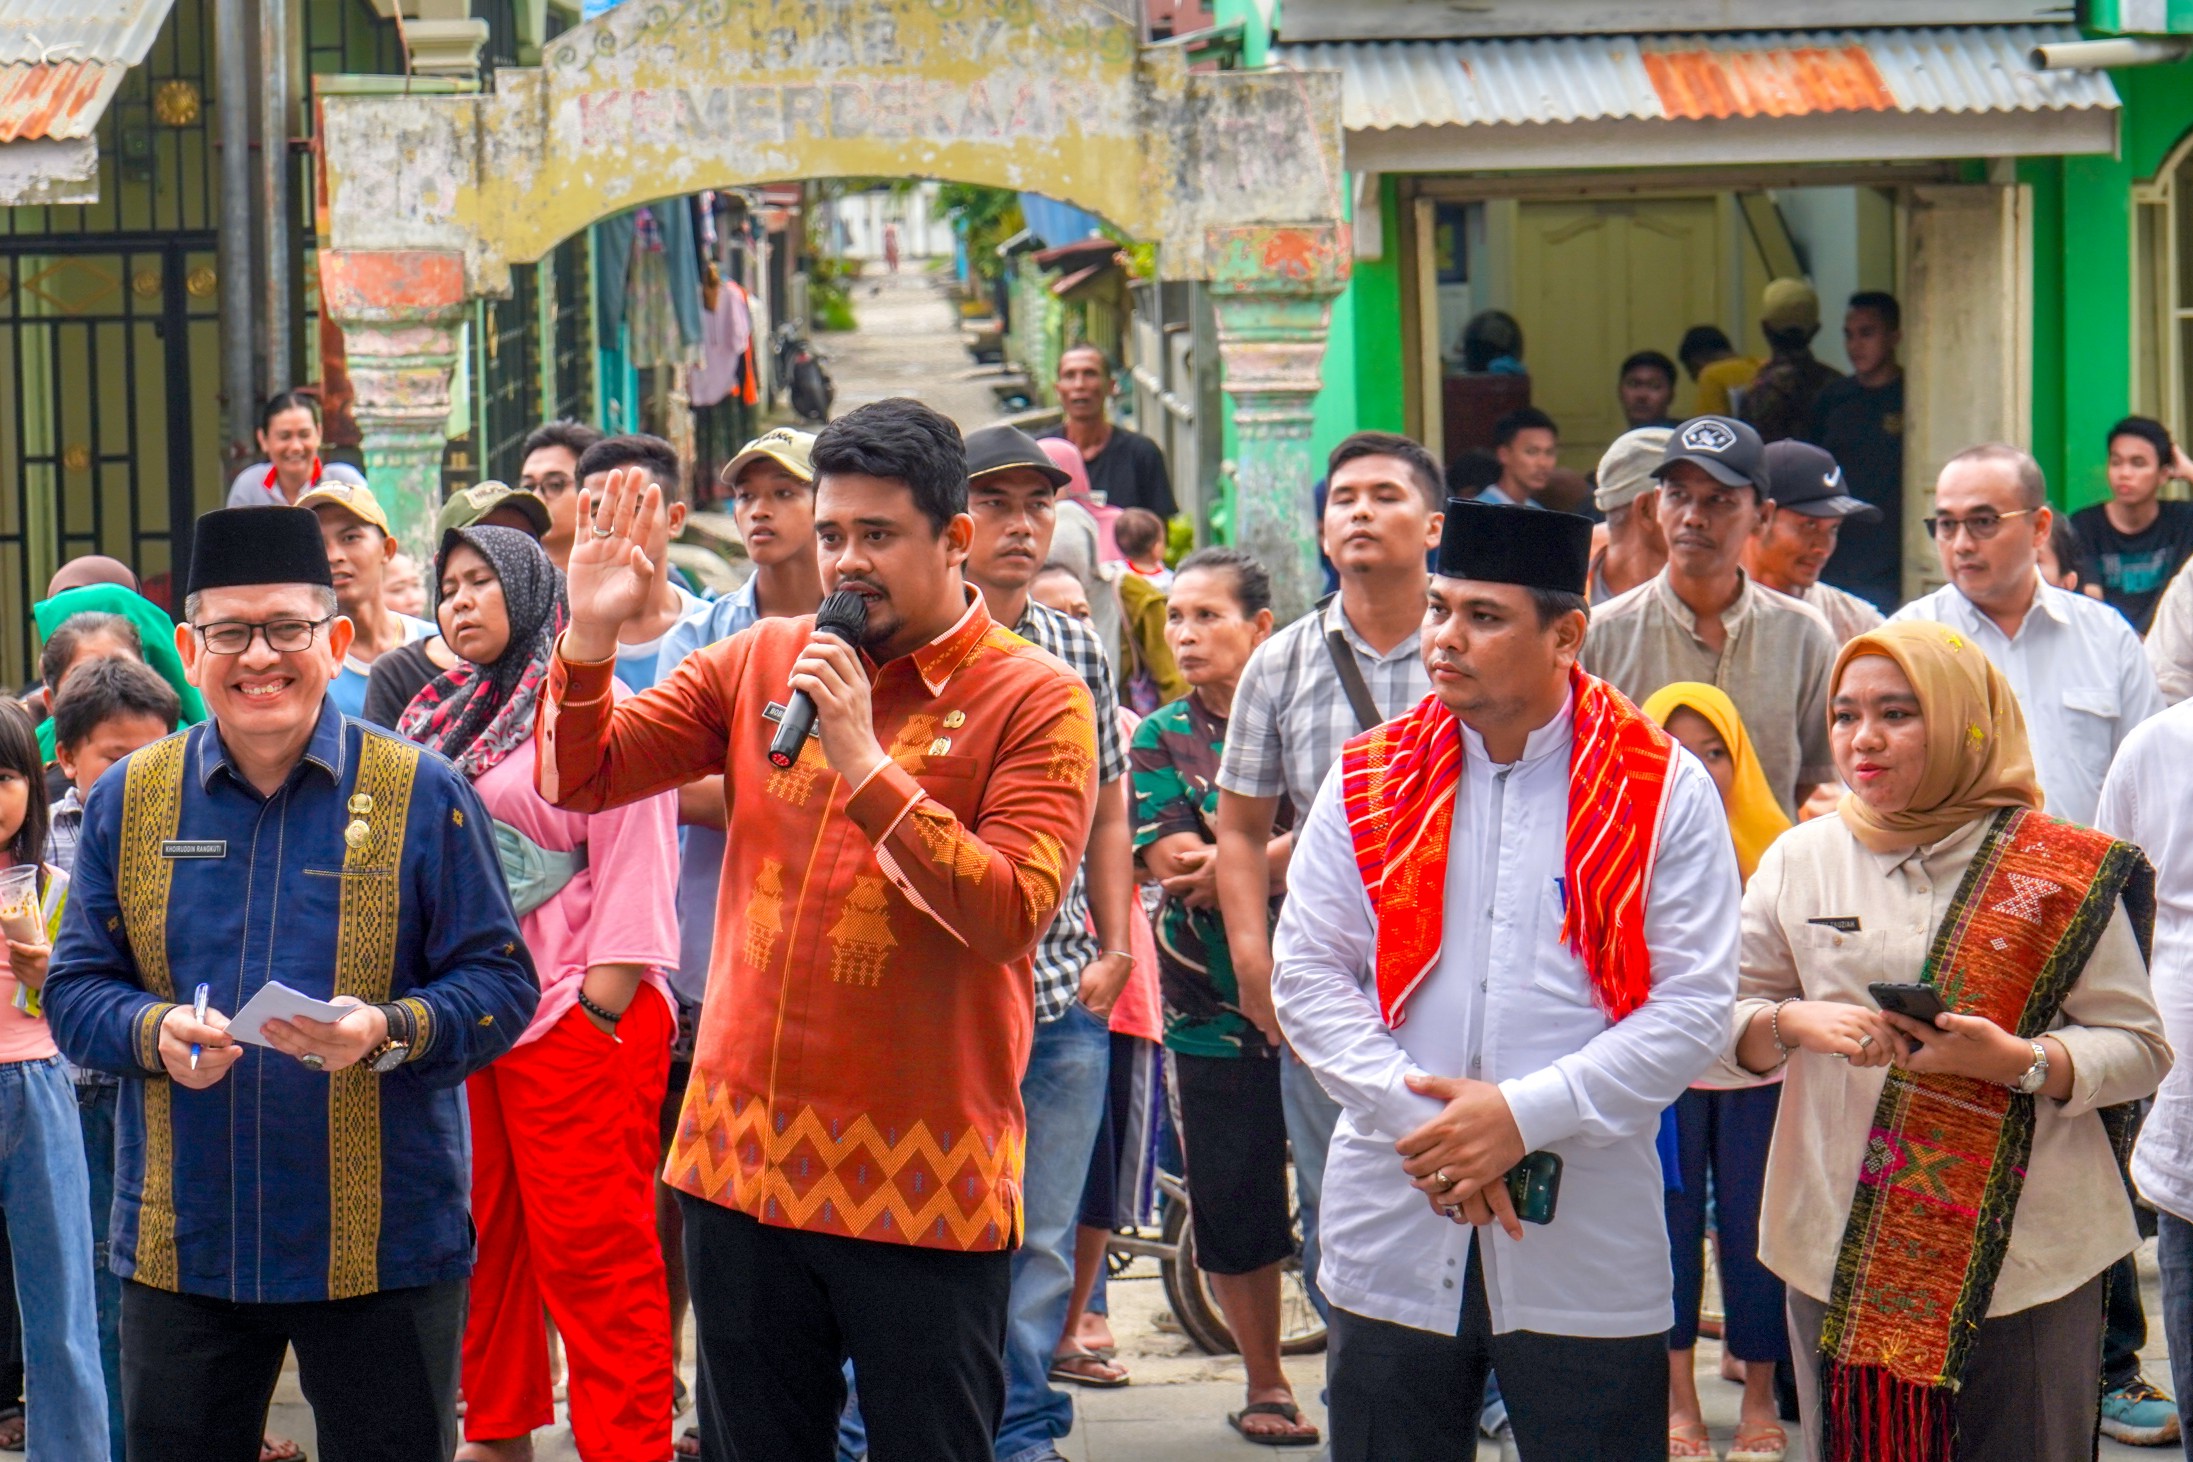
[225,980,356,1048]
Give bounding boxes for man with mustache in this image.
[536,399,1101,1460]
[1741,440,1885,646]
[954,423,1135,1461]
[1273,501,1740,1460]
[1582,416,1839,819]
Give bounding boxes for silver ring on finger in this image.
[591,525,615,538]
[1857,1034,1875,1051]
[1442,1205,1461,1221]
[299,1053,326,1072]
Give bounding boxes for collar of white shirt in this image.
[1456,693,1572,769]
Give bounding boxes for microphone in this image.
[768,589,871,769]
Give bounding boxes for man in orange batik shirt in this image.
[535,398,1100,1462]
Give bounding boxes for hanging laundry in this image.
[626,206,704,369]
[691,274,754,409]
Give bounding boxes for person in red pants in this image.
[394,524,681,1462]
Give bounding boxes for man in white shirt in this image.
[1273,500,1739,1460]
[2093,712,2193,1447]
[1892,444,2162,826]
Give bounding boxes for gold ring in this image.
[1437,1168,1455,1187]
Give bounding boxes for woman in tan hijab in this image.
[1728,621,2168,1461]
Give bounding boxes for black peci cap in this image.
[1436,499,1594,596]
[185,507,335,598]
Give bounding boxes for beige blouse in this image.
[1729,813,2171,1316]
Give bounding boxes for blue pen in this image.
[189,983,210,1070]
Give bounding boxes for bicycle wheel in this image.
[1158,1178,1329,1357]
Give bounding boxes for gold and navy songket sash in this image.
[1820,807,2153,1461]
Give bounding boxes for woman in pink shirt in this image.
[0,700,107,1457]
[400,526,679,1462]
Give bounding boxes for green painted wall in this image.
[1301,174,1405,481]
[2030,65,2193,510]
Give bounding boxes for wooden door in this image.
[1511,198,1723,471]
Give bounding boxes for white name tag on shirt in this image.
[160,840,226,859]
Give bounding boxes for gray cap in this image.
[1594,427,1672,512]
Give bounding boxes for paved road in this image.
[264,1240,2182,1458]
[812,266,1011,433]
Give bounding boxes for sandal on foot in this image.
[1668,1424,1716,1461]
[260,1437,307,1462]
[0,1406,23,1454]
[673,1425,702,1459]
[1727,1424,1786,1462]
[1048,1349,1129,1388]
[1228,1400,1321,1449]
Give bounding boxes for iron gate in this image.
[0,233,219,688]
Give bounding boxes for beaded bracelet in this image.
[576,989,624,1027]
[1769,998,1802,1065]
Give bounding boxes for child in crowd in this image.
[0,698,108,1459]
[1641,684,1795,1462]
[46,659,181,876]
[43,656,178,1462]
[1113,507,1174,591]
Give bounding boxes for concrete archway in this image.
[317,0,1347,616]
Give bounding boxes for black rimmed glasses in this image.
[191,617,333,654]
[1924,509,2033,542]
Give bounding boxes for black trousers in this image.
[1329,1242,1666,1462]
[680,1193,1011,1462]
[119,1277,463,1462]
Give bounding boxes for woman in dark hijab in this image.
[401,526,683,1462]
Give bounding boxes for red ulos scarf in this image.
[1339,666,1677,1025]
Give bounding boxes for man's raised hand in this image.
[563,465,662,662]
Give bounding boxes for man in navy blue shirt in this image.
[47,507,538,1462]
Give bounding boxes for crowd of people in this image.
[0,327,2187,1462]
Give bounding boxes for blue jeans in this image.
[1280,1046,1339,1325]
[0,1059,108,1460]
[2155,1211,2193,1442]
[996,1003,1112,1462]
[74,1081,122,1462]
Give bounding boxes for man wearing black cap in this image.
[43,507,539,1462]
[1744,439,1887,644]
[956,422,1138,1459]
[1272,501,1740,1461]
[1582,415,1840,817]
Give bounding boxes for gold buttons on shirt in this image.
[927,738,952,756]
[943,710,966,729]
[348,793,375,816]
[345,820,371,849]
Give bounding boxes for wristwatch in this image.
[2011,1039,2049,1095]
[364,1003,413,1075]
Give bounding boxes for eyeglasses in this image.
[524,472,576,498]
[192,617,332,655]
[1924,509,2033,542]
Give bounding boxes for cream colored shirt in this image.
[1729,813,2169,1316]
[1799,580,1886,646]
[1582,570,1839,817]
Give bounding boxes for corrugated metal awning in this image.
[1276,25,2119,171]
[0,0,177,143]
